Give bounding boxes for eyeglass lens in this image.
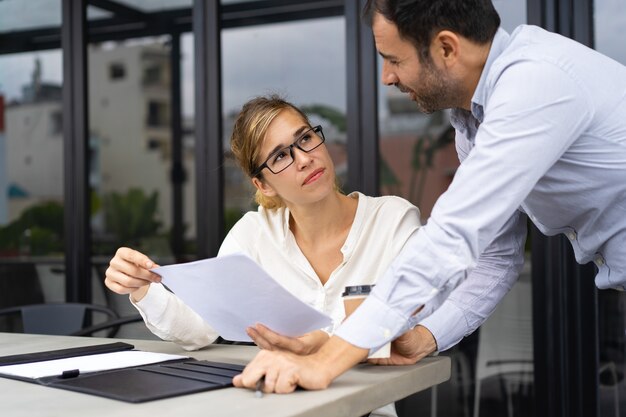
[267,127,323,173]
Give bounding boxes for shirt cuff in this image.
[418,299,468,352]
[130,283,169,323]
[334,294,411,355]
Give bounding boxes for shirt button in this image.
[595,257,605,267]
[566,231,577,241]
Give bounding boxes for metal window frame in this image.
[193,0,223,258]
[345,0,379,196]
[62,0,91,303]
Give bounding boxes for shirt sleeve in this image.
[130,229,247,350]
[334,58,592,352]
[418,209,527,351]
[131,283,220,351]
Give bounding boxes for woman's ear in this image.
[252,176,277,197]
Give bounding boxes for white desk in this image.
[0,333,450,417]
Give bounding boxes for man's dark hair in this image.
[364,0,500,59]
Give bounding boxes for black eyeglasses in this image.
[251,125,326,177]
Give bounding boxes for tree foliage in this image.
[103,188,161,247]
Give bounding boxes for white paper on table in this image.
[153,253,332,342]
[0,351,187,379]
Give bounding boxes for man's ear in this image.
[431,30,460,66]
[252,176,277,197]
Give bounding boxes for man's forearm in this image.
[312,335,370,382]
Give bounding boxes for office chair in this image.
[473,279,534,417]
[0,302,142,338]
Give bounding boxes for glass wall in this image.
[381,3,531,416]
[221,17,347,229]
[594,1,626,415]
[86,25,194,330]
[0,1,66,324]
[1,2,623,413]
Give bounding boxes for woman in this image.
[105,95,421,416]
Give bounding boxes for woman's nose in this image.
[292,147,313,169]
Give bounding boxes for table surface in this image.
[0,333,450,417]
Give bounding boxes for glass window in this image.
[87,34,193,325]
[0,35,66,318]
[109,63,126,80]
[221,17,346,231]
[100,0,192,13]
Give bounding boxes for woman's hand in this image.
[246,324,330,355]
[104,247,161,302]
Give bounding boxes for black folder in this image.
[0,342,245,403]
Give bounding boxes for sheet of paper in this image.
[154,253,332,342]
[0,351,187,379]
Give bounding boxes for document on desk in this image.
[153,253,332,342]
[0,351,187,379]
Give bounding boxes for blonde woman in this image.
[105,95,422,416]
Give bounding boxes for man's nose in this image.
[381,62,398,86]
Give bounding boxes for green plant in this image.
[0,201,64,255]
[300,104,346,133]
[408,122,455,206]
[103,188,162,247]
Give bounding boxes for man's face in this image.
[372,13,461,113]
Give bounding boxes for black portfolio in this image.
[0,342,245,403]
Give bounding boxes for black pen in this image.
[60,369,80,379]
[255,377,265,398]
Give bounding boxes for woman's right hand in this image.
[246,324,330,355]
[104,247,161,302]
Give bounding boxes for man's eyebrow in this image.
[264,125,309,159]
[378,51,397,61]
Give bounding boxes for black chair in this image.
[0,302,142,338]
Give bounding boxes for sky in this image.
[1,0,625,117]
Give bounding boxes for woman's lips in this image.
[303,168,324,185]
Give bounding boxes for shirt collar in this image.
[469,27,511,122]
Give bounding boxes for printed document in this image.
[153,253,332,342]
[0,351,186,379]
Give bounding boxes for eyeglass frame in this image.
[251,125,326,177]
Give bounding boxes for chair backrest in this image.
[0,303,119,336]
[474,279,534,381]
[473,279,534,417]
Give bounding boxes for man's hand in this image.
[246,324,330,355]
[233,336,368,394]
[367,325,437,366]
[233,350,332,393]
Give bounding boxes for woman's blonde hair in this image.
[230,95,311,209]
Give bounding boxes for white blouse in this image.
[131,192,421,351]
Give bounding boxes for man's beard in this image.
[397,62,460,114]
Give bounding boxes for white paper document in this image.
[0,351,187,379]
[153,253,332,342]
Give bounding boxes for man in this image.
[234,0,626,394]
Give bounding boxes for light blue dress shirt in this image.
[335,25,626,352]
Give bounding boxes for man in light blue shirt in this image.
[234,0,626,393]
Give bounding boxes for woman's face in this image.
[251,108,336,208]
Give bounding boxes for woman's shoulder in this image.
[354,192,420,217]
[226,205,288,242]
